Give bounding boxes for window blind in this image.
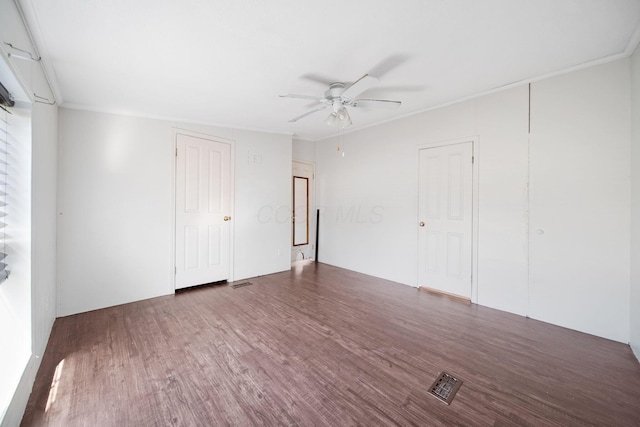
[0,101,9,284]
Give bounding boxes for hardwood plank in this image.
[21,263,640,426]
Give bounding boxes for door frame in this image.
[170,127,235,292]
[417,136,479,303]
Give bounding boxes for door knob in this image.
[419,221,425,227]
[224,216,231,221]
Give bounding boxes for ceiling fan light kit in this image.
[325,107,352,128]
[281,72,401,128]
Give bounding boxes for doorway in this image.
[175,132,232,289]
[292,161,315,261]
[417,141,474,299]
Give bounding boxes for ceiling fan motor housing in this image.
[325,82,346,100]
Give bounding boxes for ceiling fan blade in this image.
[280,94,323,101]
[288,106,327,123]
[301,73,337,86]
[342,74,377,100]
[368,54,411,79]
[350,99,401,109]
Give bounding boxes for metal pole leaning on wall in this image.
[315,209,320,263]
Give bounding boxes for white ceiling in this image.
[19,0,640,140]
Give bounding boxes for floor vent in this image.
[428,371,463,405]
[231,282,253,289]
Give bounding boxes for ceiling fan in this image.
[280,73,402,128]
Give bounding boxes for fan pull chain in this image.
[337,128,345,157]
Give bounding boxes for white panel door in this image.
[418,142,473,298]
[175,133,231,289]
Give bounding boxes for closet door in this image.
[175,133,231,289]
[418,141,473,299]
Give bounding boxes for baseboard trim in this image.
[1,353,41,427]
[418,286,471,304]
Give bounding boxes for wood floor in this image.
[22,262,640,426]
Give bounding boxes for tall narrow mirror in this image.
[293,176,309,246]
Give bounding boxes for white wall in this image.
[316,86,530,314]
[631,45,640,359]
[316,59,632,343]
[475,88,530,313]
[31,102,58,357]
[233,129,292,279]
[316,117,422,286]
[292,138,316,164]
[57,109,291,316]
[57,110,176,316]
[529,59,631,343]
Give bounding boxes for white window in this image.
[0,88,11,284]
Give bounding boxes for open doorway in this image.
[292,161,315,262]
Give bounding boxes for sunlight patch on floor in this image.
[45,359,65,413]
